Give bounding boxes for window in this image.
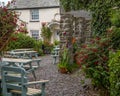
[30,30,39,40]
[30,9,39,21]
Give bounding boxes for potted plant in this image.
[58,48,70,73]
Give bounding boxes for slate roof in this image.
[10,0,60,9]
[67,10,92,20]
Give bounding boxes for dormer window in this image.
[30,9,39,21]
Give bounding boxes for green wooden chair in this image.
[1,66,49,96]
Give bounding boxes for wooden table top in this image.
[8,51,37,54]
[12,48,33,51]
[2,58,32,64]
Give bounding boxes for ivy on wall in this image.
[60,0,120,35]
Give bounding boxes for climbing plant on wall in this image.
[41,24,52,44]
[60,0,92,11]
[60,0,120,35]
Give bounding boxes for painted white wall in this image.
[16,7,60,41]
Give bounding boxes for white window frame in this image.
[30,30,39,40]
[30,9,39,21]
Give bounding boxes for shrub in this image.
[109,9,120,50]
[0,3,27,52]
[7,33,35,50]
[76,36,110,89]
[34,40,43,55]
[109,51,120,96]
[54,39,60,45]
[0,6,18,51]
[44,42,54,54]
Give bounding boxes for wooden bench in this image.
[1,66,49,96]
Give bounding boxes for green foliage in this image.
[110,27,120,50]
[58,48,69,68]
[7,33,35,50]
[54,39,60,45]
[60,0,120,35]
[33,40,43,55]
[77,36,110,89]
[111,9,120,27]
[58,48,78,72]
[109,51,120,96]
[0,6,18,51]
[7,33,44,55]
[0,3,28,51]
[41,26,52,44]
[44,42,54,54]
[109,9,120,50]
[60,0,92,11]
[90,0,112,35]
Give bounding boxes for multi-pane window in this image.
[30,9,39,21]
[30,30,39,40]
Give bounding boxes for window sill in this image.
[30,20,40,22]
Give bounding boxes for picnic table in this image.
[0,58,37,79]
[7,50,38,58]
[11,48,33,52]
[0,55,42,94]
[2,58,32,66]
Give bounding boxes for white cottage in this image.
[10,0,60,42]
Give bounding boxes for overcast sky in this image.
[0,0,11,5]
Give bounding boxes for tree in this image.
[0,1,27,52]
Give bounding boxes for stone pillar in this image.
[60,13,74,64]
[74,17,91,46]
[59,12,92,65]
[84,20,92,43]
[73,17,86,47]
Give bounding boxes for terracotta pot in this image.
[59,67,68,74]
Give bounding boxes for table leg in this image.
[29,63,36,80]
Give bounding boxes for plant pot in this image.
[59,67,68,74]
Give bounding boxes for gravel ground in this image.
[28,55,99,96]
